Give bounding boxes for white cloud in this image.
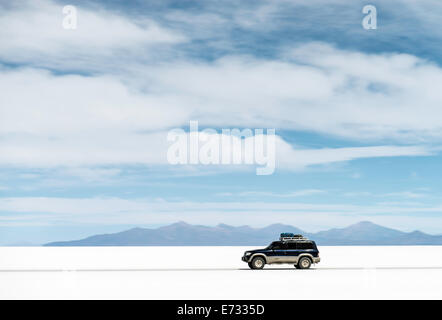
[344,190,430,199]
[383,191,428,199]
[218,189,325,197]
[0,97,431,169]
[0,68,190,135]
[59,167,122,183]
[344,191,373,197]
[0,68,187,167]
[0,0,185,70]
[278,144,432,170]
[5,46,442,143]
[139,46,442,141]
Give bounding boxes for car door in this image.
[284,242,299,263]
[271,242,287,263]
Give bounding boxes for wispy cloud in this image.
[217,189,325,198]
[2,196,442,232]
[345,190,429,199]
[344,191,373,197]
[0,0,185,71]
[383,191,428,199]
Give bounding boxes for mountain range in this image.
[44,221,442,246]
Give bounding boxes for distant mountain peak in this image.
[175,221,190,226]
[261,223,304,230]
[127,227,146,231]
[161,221,190,228]
[348,221,380,228]
[216,223,234,228]
[265,223,291,228]
[344,221,400,232]
[354,221,376,226]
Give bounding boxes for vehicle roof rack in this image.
[279,233,309,242]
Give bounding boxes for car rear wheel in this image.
[297,257,312,269]
[250,257,265,269]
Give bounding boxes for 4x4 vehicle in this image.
[241,234,320,269]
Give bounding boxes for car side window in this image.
[297,242,314,250]
[287,243,297,249]
[271,242,286,250]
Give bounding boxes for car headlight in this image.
[245,252,252,256]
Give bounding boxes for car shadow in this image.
[238,267,316,271]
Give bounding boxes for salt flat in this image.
[1,246,442,299]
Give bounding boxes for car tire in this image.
[248,262,254,269]
[251,257,265,269]
[297,257,312,269]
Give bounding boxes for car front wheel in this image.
[250,257,265,269]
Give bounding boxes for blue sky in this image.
[1,0,442,245]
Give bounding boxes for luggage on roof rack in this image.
[279,233,309,241]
